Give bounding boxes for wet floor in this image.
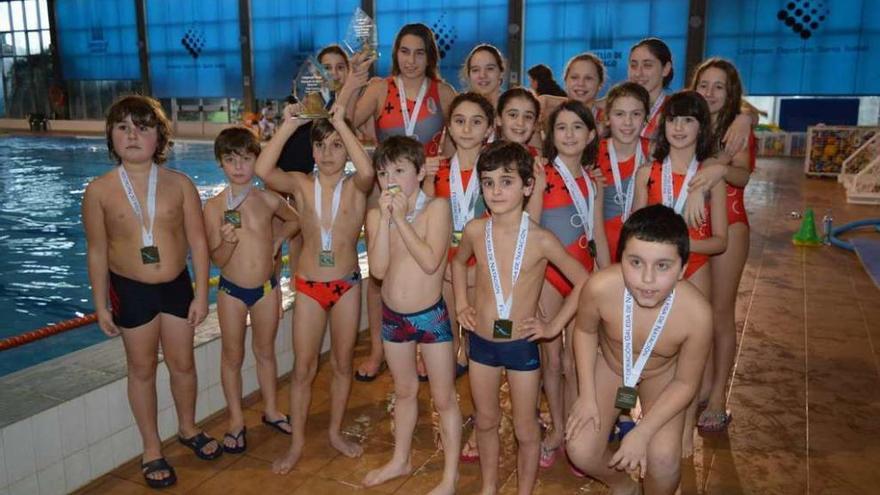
[75,156,880,494]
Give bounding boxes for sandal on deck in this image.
[262,414,292,435]
[539,443,561,469]
[223,427,247,454]
[178,432,223,460]
[141,457,176,489]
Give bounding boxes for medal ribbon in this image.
[607,139,642,221]
[485,212,530,320]
[661,155,699,215]
[118,164,158,247]
[640,92,667,139]
[449,154,480,231]
[226,183,252,210]
[396,77,429,137]
[405,190,428,223]
[314,174,345,252]
[622,287,676,387]
[552,156,595,241]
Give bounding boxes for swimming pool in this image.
[0,135,236,377]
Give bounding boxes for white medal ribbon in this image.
[552,156,595,241]
[405,190,428,223]
[396,77,429,137]
[608,139,642,221]
[622,287,676,388]
[314,173,345,252]
[118,164,158,247]
[485,212,530,320]
[226,183,252,210]
[661,155,699,215]
[449,154,480,231]
[641,92,667,139]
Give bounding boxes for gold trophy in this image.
[343,7,379,59]
[294,56,332,118]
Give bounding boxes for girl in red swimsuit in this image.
[632,90,728,457]
[628,38,673,141]
[690,58,755,434]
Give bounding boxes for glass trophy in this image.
[343,7,379,59]
[294,56,332,118]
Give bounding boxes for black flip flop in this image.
[141,457,176,489]
[262,414,292,435]
[354,362,387,382]
[223,427,247,454]
[178,432,223,460]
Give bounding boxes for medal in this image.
[618,287,676,410]
[315,172,345,268]
[140,245,160,264]
[553,157,596,255]
[387,184,402,195]
[449,154,480,235]
[319,250,335,267]
[493,319,513,339]
[588,239,597,260]
[614,385,638,410]
[224,210,241,228]
[451,230,463,247]
[118,163,159,265]
[485,212,530,340]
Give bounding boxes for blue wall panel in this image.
[706,0,880,95]
[146,0,242,98]
[55,0,140,80]
[524,0,689,96]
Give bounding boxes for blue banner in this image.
[146,0,242,98]
[54,0,140,80]
[524,0,689,96]
[375,0,508,90]
[706,0,880,95]
[251,0,358,99]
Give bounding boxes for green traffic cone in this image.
[792,208,823,246]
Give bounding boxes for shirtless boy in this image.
[82,95,217,489]
[453,140,588,495]
[203,127,300,453]
[362,135,460,494]
[255,104,374,473]
[565,204,712,495]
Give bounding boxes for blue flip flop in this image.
[262,414,292,435]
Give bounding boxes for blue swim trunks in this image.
[382,299,453,344]
[468,331,541,371]
[218,275,278,307]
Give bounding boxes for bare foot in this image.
[426,477,457,495]
[272,442,303,474]
[610,479,642,495]
[357,357,384,377]
[362,458,411,487]
[330,433,364,458]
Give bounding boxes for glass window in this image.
[13,30,25,55]
[10,1,22,30]
[27,30,38,54]
[1,33,12,55]
[23,0,36,30]
[39,28,47,51]
[38,0,47,29]
[55,0,140,80]
[0,3,10,31]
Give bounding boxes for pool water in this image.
[0,135,248,377]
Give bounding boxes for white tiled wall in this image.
[0,304,316,494]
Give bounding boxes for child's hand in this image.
[533,157,547,182]
[588,166,607,188]
[456,305,477,331]
[281,103,308,130]
[566,396,601,441]
[378,190,393,219]
[608,428,649,478]
[388,190,408,223]
[328,103,347,127]
[220,223,239,244]
[424,156,442,177]
[187,297,208,328]
[96,307,120,337]
[519,316,554,341]
[687,162,726,193]
[683,192,706,229]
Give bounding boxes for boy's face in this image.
[664,115,700,151]
[111,115,158,166]
[620,237,685,308]
[377,158,424,196]
[220,151,257,184]
[608,96,646,145]
[480,164,533,215]
[312,131,348,174]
